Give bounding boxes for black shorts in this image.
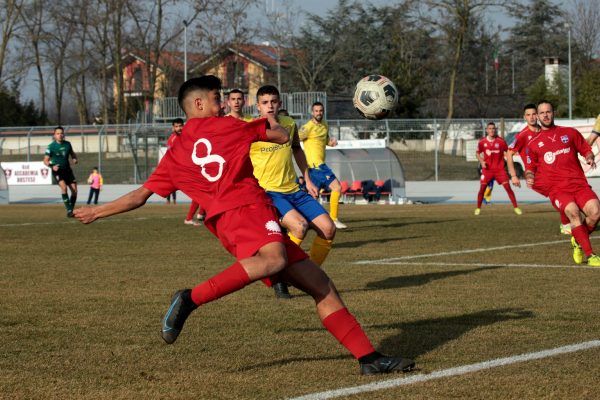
[52,167,76,185]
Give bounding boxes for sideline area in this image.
[7,179,600,204]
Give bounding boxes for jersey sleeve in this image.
[524,143,537,173]
[290,123,300,148]
[44,145,52,156]
[572,128,593,157]
[244,118,268,142]
[298,123,308,141]
[143,156,176,197]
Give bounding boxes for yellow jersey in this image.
[226,113,254,122]
[249,115,299,193]
[593,114,600,135]
[299,119,329,168]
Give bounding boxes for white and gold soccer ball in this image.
[352,74,398,120]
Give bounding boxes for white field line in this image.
[377,261,600,270]
[0,215,176,227]
[288,340,600,400]
[354,237,600,264]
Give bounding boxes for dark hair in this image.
[172,117,184,125]
[178,75,222,110]
[92,166,98,170]
[486,122,496,127]
[312,101,324,109]
[54,126,64,133]
[523,103,537,112]
[228,88,244,96]
[256,85,280,100]
[537,99,553,110]
[277,109,289,116]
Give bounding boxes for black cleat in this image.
[161,289,197,344]
[273,282,292,299]
[360,355,416,375]
[67,211,74,218]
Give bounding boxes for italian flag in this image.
[493,49,499,71]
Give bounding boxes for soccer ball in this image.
[353,74,398,120]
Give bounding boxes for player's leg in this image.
[67,172,78,208]
[293,191,336,266]
[280,207,309,244]
[483,179,494,204]
[184,201,201,226]
[162,205,291,344]
[475,173,491,214]
[280,257,415,374]
[56,178,73,215]
[581,197,600,233]
[93,188,100,204]
[496,171,521,214]
[87,188,94,205]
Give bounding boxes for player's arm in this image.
[505,150,521,187]
[586,132,598,146]
[524,146,537,188]
[476,150,486,169]
[291,130,319,198]
[327,135,338,147]
[264,114,289,144]
[70,146,78,165]
[74,186,152,224]
[574,129,596,168]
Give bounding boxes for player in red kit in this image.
[474,122,522,216]
[525,100,600,266]
[506,104,571,234]
[73,75,415,375]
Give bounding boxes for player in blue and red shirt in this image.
[525,100,600,266]
[474,122,521,215]
[73,75,414,375]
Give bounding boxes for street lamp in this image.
[183,20,189,82]
[565,22,572,119]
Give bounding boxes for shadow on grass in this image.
[363,266,503,290]
[346,218,462,230]
[334,235,426,249]
[372,307,535,359]
[237,308,534,372]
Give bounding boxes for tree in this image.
[0,0,24,85]
[0,85,46,126]
[567,0,600,63]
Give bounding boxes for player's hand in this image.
[586,156,596,169]
[305,180,319,198]
[511,176,521,188]
[73,158,78,165]
[328,138,338,147]
[73,207,98,224]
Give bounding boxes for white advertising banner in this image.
[1,162,52,185]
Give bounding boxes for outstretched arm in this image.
[74,186,153,224]
[265,114,289,144]
[505,150,521,187]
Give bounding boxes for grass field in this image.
[2,203,600,399]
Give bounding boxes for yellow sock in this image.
[310,236,333,266]
[329,191,341,221]
[288,232,303,246]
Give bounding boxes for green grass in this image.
[2,204,600,399]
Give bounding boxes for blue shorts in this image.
[308,163,337,191]
[267,190,327,221]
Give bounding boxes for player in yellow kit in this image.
[226,89,253,121]
[250,85,336,299]
[299,102,347,229]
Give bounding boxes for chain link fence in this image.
[0,118,524,184]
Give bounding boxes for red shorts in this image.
[548,186,599,212]
[480,168,509,185]
[204,202,308,264]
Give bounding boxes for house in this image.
[189,43,289,107]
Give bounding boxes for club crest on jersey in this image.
[494,143,499,148]
[265,220,282,235]
[561,135,569,144]
[191,138,226,182]
[538,142,544,147]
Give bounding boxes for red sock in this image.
[321,308,375,359]
[186,202,199,220]
[587,224,596,233]
[572,225,594,256]
[476,184,486,208]
[502,183,518,207]
[190,261,251,306]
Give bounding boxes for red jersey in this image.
[508,126,539,162]
[166,132,178,148]
[144,116,270,219]
[525,125,593,193]
[477,136,508,171]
